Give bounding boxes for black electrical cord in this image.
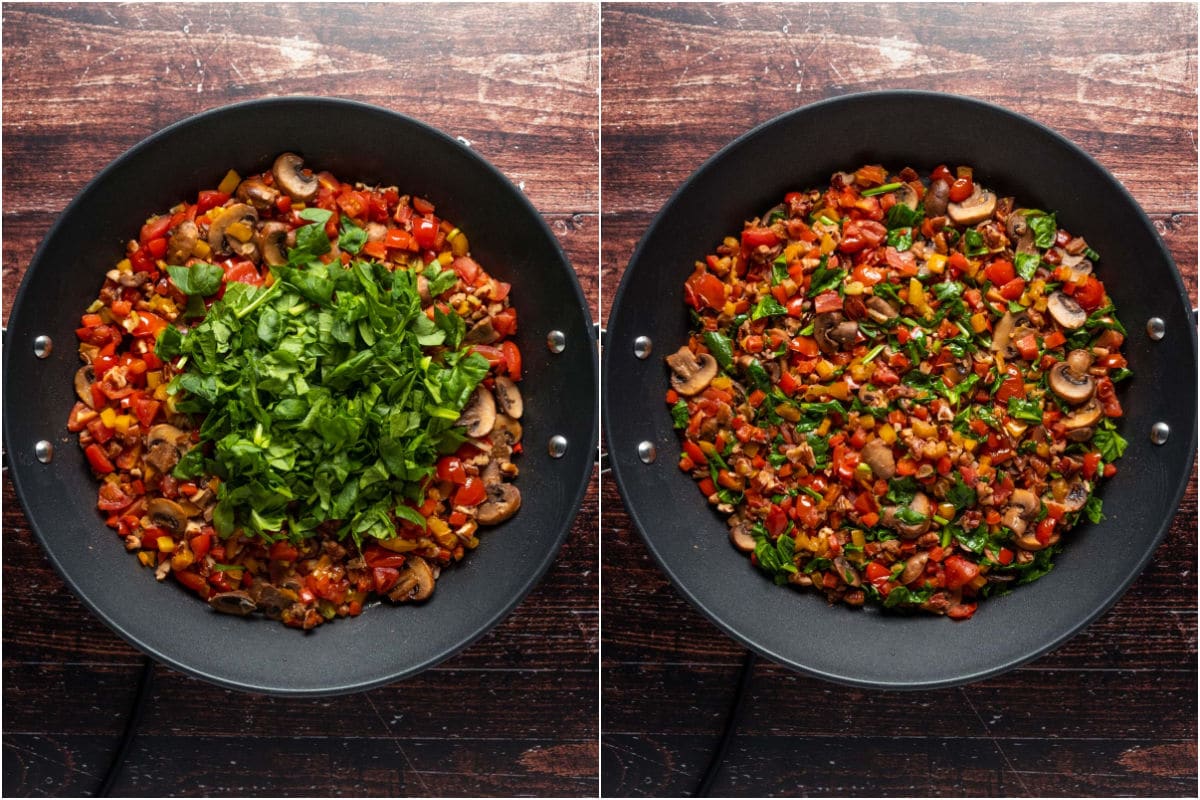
[96,656,155,797]
[695,650,757,797]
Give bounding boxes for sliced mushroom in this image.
[257,221,289,267]
[833,556,861,588]
[147,497,189,536]
[250,582,295,620]
[1062,481,1090,513]
[493,375,523,419]
[666,346,718,396]
[144,424,188,474]
[1047,292,1087,330]
[947,185,997,226]
[865,295,898,324]
[490,414,523,459]
[1015,529,1061,552]
[464,318,498,345]
[990,311,1016,353]
[860,438,896,480]
[900,551,929,584]
[924,179,950,216]
[476,481,521,525]
[209,590,257,616]
[729,519,756,553]
[166,220,200,265]
[882,491,932,539]
[235,176,280,212]
[1005,210,1039,255]
[207,202,260,261]
[365,222,388,243]
[457,386,496,437]
[895,183,920,211]
[1061,398,1103,431]
[75,365,96,407]
[1065,425,1096,443]
[813,312,858,355]
[1048,359,1096,405]
[389,556,435,602]
[271,152,319,202]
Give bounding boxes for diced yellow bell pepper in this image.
[815,360,837,380]
[138,551,155,567]
[925,253,947,274]
[970,312,989,334]
[711,375,732,391]
[437,251,454,266]
[217,169,241,195]
[156,536,176,553]
[878,424,897,444]
[375,537,421,553]
[192,241,212,258]
[113,414,134,434]
[116,258,133,273]
[909,278,928,316]
[225,221,253,243]
[851,529,866,549]
[819,234,836,255]
[937,502,956,520]
[100,407,118,428]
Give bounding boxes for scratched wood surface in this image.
[600,4,1197,797]
[2,4,598,797]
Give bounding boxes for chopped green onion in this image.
[861,182,902,197]
[861,344,885,364]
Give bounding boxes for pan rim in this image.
[602,89,1197,690]
[4,96,599,696]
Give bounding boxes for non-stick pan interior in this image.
[604,91,1196,689]
[4,97,597,695]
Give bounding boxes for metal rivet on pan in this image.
[546,330,566,354]
[637,441,656,464]
[1146,317,1166,341]
[34,440,54,463]
[1150,422,1170,445]
[633,336,652,359]
[548,435,568,459]
[33,335,53,359]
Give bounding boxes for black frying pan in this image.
[604,91,1196,689]
[4,97,597,696]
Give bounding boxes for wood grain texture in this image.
[2,3,598,797]
[600,3,1197,797]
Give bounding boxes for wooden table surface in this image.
[2,4,598,797]
[601,4,1197,797]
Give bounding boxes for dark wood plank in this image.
[600,3,1197,797]
[2,3,598,797]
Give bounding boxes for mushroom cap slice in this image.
[1008,489,1040,518]
[947,186,998,226]
[457,386,497,437]
[1047,292,1087,330]
[146,497,189,536]
[1015,530,1061,551]
[1048,361,1096,404]
[476,481,521,525]
[235,176,280,212]
[900,552,930,584]
[924,178,950,216]
[464,318,498,345]
[389,556,435,602]
[490,414,523,459]
[271,152,319,202]
[257,221,289,267]
[493,375,523,419]
[728,520,756,553]
[166,220,200,265]
[865,295,898,324]
[75,365,96,407]
[209,591,257,616]
[665,346,718,396]
[813,312,858,355]
[207,202,260,259]
[860,437,896,480]
[1062,481,1090,513]
[1062,398,1103,430]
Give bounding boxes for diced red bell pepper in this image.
[85,444,115,474]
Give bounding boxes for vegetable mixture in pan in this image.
[69,153,524,628]
[667,164,1129,620]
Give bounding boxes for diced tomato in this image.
[995,371,1026,402]
[947,602,978,620]
[412,196,435,215]
[948,176,974,202]
[336,190,369,220]
[1043,330,1066,350]
[741,227,780,250]
[492,307,518,338]
[454,476,487,507]
[813,291,843,314]
[684,269,726,311]
[372,567,401,594]
[1012,331,1039,361]
[943,555,980,590]
[839,219,887,253]
[1035,518,1056,545]
[364,546,408,569]
[189,532,212,560]
[1083,451,1101,480]
[269,541,300,562]
[437,456,468,485]
[451,256,481,284]
[1096,378,1123,417]
[224,261,263,286]
[850,264,885,286]
[139,215,173,245]
[129,311,168,339]
[361,241,388,260]
[500,341,522,381]
[1074,276,1106,310]
[97,481,133,511]
[175,569,211,598]
[383,227,416,252]
[765,506,789,537]
[196,190,230,214]
[85,444,115,474]
[131,395,161,429]
[999,278,1026,301]
[984,260,1015,286]
[413,216,439,250]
